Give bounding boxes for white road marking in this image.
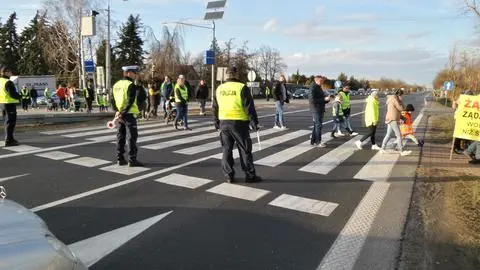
[354,109,425,182]
[316,182,390,270]
[0,173,30,183]
[154,173,213,189]
[212,130,311,160]
[94,121,212,142]
[35,151,79,160]
[256,140,312,167]
[100,164,151,175]
[308,111,365,128]
[40,125,106,135]
[207,183,270,201]
[268,194,339,216]
[300,136,358,175]
[174,128,282,155]
[69,211,172,268]
[64,157,111,168]
[2,144,41,152]
[142,128,218,150]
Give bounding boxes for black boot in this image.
[129,160,144,167]
[4,140,19,147]
[246,175,263,183]
[331,131,337,138]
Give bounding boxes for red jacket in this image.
[56,87,66,99]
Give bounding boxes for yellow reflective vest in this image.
[332,101,344,117]
[0,78,19,104]
[174,84,188,103]
[364,95,379,126]
[216,81,249,121]
[112,79,139,114]
[338,91,350,110]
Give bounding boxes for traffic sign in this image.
[246,82,260,88]
[334,80,342,88]
[217,67,227,82]
[248,70,256,82]
[205,50,215,65]
[444,81,454,91]
[84,60,95,73]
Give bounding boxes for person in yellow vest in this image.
[355,91,381,150]
[212,66,262,183]
[20,85,30,112]
[173,75,190,130]
[0,65,21,147]
[337,85,358,136]
[147,83,160,119]
[111,65,143,167]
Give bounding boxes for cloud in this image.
[403,31,431,40]
[284,48,447,84]
[282,21,378,45]
[339,13,381,22]
[263,18,278,32]
[315,5,326,16]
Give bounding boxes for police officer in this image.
[111,65,143,167]
[0,65,21,147]
[213,67,262,183]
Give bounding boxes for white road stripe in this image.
[64,157,111,168]
[354,110,425,182]
[100,164,151,175]
[212,130,311,160]
[300,136,358,175]
[40,125,106,135]
[206,183,270,201]
[138,126,214,146]
[2,145,41,152]
[154,173,213,189]
[317,183,390,270]
[268,194,339,216]
[35,151,79,160]
[308,111,364,128]
[142,128,218,150]
[174,128,282,155]
[63,121,184,138]
[0,173,30,183]
[256,140,312,167]
[93,122,212,142]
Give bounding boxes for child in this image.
[400,104,424,147]
[331,94,347,138]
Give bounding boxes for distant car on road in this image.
[0,198,87,270]
[292,88,310,99]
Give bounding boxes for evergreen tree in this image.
[348,75,360,90]
[115,14,144,69]
[337,72,348,88]
[18,12,49,75]
[2,12,21,73]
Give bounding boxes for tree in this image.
[18,12,49,75]
[1,12,21,73]
[337,73,348,88]
[348,75,360,90]
[115,14,144,70]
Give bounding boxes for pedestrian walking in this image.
[195,79,209,116]
[273,75,288,129]
[400,104,424,147]
[112,65,143,167]
[56,85,67,111]
[161,76,173,118]
[213,66,262,183]
[0,65,21,147]
[30,86,38,109]
[147,83,160,119]
[337,85,358,136]
[173,75,190,130]
[380,90,412,156]
[265,84,271,101]
[355,90,381,150]
[20,86,30,111]
[309,75,331,148]
[330,94,348,138]
[84,81,95,113]
[137,83,148,119]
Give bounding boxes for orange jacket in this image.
[400,111,414,136]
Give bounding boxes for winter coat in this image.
[385,95,403,124]
[364,95,379,126]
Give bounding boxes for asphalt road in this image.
[0,93,428,270]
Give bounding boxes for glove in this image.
[214,121,220,130]
[250,123,259,131]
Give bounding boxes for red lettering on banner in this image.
[465,99,472,108]
[473,101,480,111]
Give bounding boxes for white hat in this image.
[370,90,378,97]
[178,74,185,79]
[122,65,139,72]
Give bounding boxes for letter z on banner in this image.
[454,94,480,141]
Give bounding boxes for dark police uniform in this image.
[111,66,142,167]
[213,67,262,183]
[0,66,21,147]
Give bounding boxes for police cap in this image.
[121,65,139,73]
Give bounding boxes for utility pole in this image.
[106,0,112,93]
[211,20,215,102]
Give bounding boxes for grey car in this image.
[0,198,87,270]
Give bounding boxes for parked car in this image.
[0,197,87,270]
[292,88,310,99]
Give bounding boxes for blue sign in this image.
[444,81,454,91]
[205,50,215,65]
[84,60,95,73]
[334,80,342,88]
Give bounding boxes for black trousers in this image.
[360,125,377,145]
[1,103,17,142]
[220,121,255,178]
[21,99,29,110]
[86,98,93,111]
[116,114,138,162]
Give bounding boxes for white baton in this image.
[256,130,261,151]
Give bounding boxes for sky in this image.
[2,0,480,85]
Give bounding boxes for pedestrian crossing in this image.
[31,118,418,185]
